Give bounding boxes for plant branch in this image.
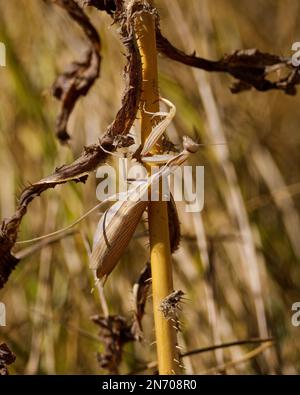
[0,3,142,289]
[135,0,178,375]
[181,337,274,358]
[87,0,300,95]
[128,337,275,374]
[156,26,300,95]
[201,341,274,374]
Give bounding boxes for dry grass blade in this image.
[1,0,300,376]
[201,342,274,375]
[168,0,270,358]
[252,145,300,259]
[15,229,77,259]
[128,337,274,374]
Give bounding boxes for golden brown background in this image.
[0,0,300,374]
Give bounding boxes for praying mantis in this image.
[17,98,202,283]
[90,98,200,281]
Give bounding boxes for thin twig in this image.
[181,337,274,358]
[200,341,274,374]
[128,337,274,374]
[15,229,78,259]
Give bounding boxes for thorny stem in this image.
[134,1,179,375]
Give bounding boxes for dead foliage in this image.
[91,314,136,373]
[52,0,102,142]
[0,343,16,375]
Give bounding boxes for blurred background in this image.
[0,0,300,374]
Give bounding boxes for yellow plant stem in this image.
[135,7,179,375]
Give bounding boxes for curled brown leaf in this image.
[0,343,16,376]
[0,3,142,290]
[132,262,151,339]
[79,0,118,15]
[167,194,181,253]
[91,314,135,373]
[52,0,101,142]
[155,25,300,95]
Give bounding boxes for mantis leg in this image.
[141,98,176,157]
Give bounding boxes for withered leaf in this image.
[0,137,113,289]
[156,25,300,95]
[80,0,117,15]
[91,314,135,373]
[52,0,101,142]
[0,343,16,376]
[167,194,181,253]
[0,3,142,290]
[131,262,151,339]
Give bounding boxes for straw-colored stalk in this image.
[134,7,179,374]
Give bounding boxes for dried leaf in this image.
[156,24,300,95]
[131,262,151,339]
[0,137,113,289]
[52,0,101,142]
[0,2,142,289]
[91,314,135,373]
[0,343,16,375]
[167,194,180,253]
[80,0,117,15]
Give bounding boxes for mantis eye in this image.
[182,136,199,153]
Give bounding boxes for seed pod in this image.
[160,290,185,319]
[90,197,148,280]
